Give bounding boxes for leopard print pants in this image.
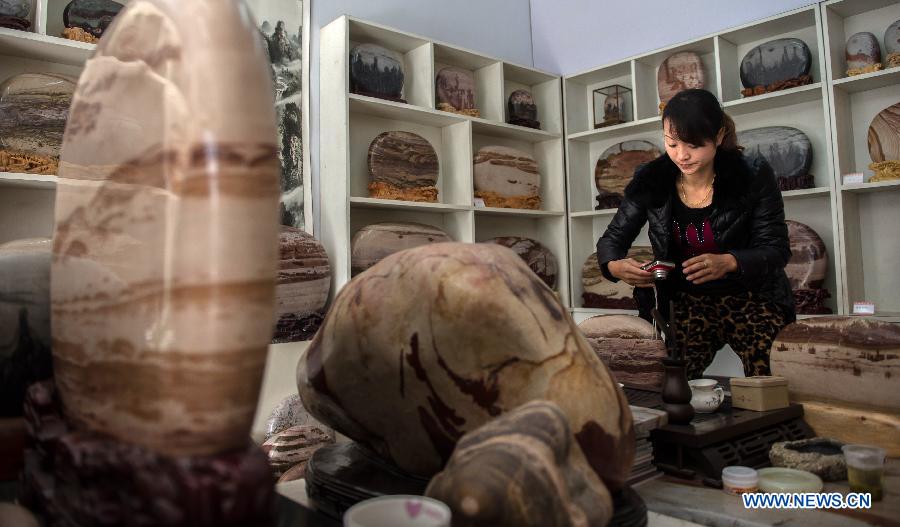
[672,290,787,380]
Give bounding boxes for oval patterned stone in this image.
[367,131,439,202]
[484,236,558,289]
[867,102,900,162]
[507,89,539,129]
[785,220,827,290]
[274,227,330,343]
[594,141,660,209]
[350,43,405,102]
[51,0,280,456]
[885,19,900,55]
[298,243,634,489]
[350,222,452,276]
[582,247,654,309]
[657,51,706,106]
[740,38,812,89]
[737,126,812,181]
[435,66,477,112]
[474,145,541,209]
[845,32,882,71]
[0,73,76,159]
[578,315,665,390]
[63,0,124,38]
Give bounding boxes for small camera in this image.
[640,260,676,280]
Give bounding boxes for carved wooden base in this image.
[869,160,900,182]
[777,173,815,191]
[740,74,812,98]
[367,182,438,202]
[474,190,541,210]
[0,149,58,175]
[19,381,275,527]
[436,103,480,118]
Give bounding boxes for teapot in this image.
[688,378,725,413]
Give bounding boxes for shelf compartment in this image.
[841,180,900,194]
[474,207,564,217]
[831,68,900,94]
[349,207,474,246]
[716,6,822,104]
[0,172,57,190]
[822,0,900,84]
[568,116,662,143]
[350,197,472,212]
[503,62,562,135]
[829,82,897,181]
[782,187,831,200]
[784,197,841,314]
[433,42,503,123]
[631,36,717,120]
[564,61,633,136]
[348,109,472,207]
[723,82,823,116]
[474,214,569,306]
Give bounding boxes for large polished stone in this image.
[868,102,900,163]
[273,227,330,343]
[785,220,827,290]
[886,19,900,55]
[507,89,540,129]
[771,317,900,410]
[845,32,882,74]
[0,73,75,173]
[740,38,812,89]
[350,222,452,276]
[0,238,52,417]
[426,400,614,527]
[578,315,666,389]
[367,131,439,202]
[63,0,123,38]
[298,242,634,490]
[657,51,705,107]
[473,145,541,209]
[51,0,280,457]
[484,236,558,289]
[435,66,478,116]
[594,141,660,209]
[350,43,405,102]
[737,126,813,189]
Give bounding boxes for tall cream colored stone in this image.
[51,0,280,456]
[298,242,634,490]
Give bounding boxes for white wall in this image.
[530,0,817,75]
[309,0,535,234]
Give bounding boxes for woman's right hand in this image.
[608,258,655,288]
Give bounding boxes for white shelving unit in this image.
[320,15,569,305]
[823,0,900,317]
[562,4,852,318]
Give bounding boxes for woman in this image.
[596,89,795,380]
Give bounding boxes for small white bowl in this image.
[343,495,451,527]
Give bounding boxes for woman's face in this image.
[663,120,722,176]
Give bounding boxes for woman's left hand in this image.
[682,253,739,284]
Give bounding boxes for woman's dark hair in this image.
[662,89,741,152]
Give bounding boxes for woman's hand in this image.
[683,253,738,284]
[608,258,655,288]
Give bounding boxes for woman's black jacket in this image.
[596,149,796,323]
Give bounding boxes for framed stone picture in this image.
[245,0,313,233]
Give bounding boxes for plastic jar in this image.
[722,466,759,495]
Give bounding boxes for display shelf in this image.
[782,187,831,200]
[321,15,566,299]
[563,61,633,136]
[0,185,55,245]
[473,207,564,217]
[0,26,93,66]
[349,197,472,212]
[721,82,823,116]
[568,116,662,143]
[821,0,900,84]
[841,180,900,193]
[0,172,57,190]
[570,308,639,324]
[474,214,570,306]
[831,68,900,94]
[570,209,618,218]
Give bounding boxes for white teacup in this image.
[689,378,725,413]
[344,495,451,527]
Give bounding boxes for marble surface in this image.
[484,236,558,289]
[771,317,900,410]
[0,73,75,163]
[737,126,812,184]
[274,227,330,343]
[582,246,654,308]
[507,88,539,129]
[594,141,660,209]
[367,131,439,202]
[297,242,634,489]
[0,238,52,417]
[350,222,452,276]
[739,38,812,89]
[50,0,281,457]
[785,220,827,290]
[349,43,405,102]
[435,66,477,115]
[846,32,882,73]
[473,145,541,209]
[426,400,614,527]
[657,51,705,107]
[868,102,900,163]
[63,0,123,37]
